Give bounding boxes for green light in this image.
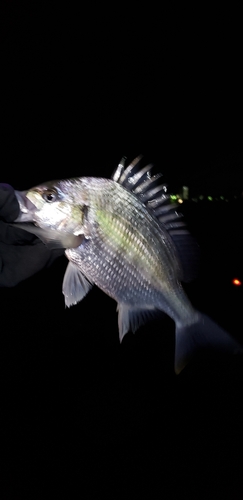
[208,196,213,201]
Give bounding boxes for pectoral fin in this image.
[11,223,84,249]
[62,261,93,307]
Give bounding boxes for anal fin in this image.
[117,303,161,342]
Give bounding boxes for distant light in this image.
[208,196,213,201]
[182,186,189,200]
[170,195,177,201]
[232,278,242,286]
[178,198,183,203]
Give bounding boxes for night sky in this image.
[1,4,243,192]
[1,4,243,498]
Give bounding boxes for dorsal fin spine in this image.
[112,156,200,283]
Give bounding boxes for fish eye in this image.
[42,189,58,203]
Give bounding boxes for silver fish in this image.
[14,156,241,373]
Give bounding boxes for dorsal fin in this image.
[111,155,150,187]
[111,156,127,182]
[112,156,200,282]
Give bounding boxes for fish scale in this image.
[66,179,176,307]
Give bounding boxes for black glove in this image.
[0,183,64,287]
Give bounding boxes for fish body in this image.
[15,156,241,373]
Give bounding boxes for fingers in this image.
[0,242,63,287]
[0,221,36,244]
[0,184,20,222]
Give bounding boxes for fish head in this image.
[14,179,88,249]
[16,180,87,231]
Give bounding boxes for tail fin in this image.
[175,313,242,374]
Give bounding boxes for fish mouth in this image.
[14,190,37,222]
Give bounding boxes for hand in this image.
[0,183,64,287]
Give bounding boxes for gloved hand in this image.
[0,183,64,287]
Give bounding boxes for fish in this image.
[14,155,242,373]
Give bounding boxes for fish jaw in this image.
[14,190,38,222]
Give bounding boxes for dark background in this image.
[1,3,243,498]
